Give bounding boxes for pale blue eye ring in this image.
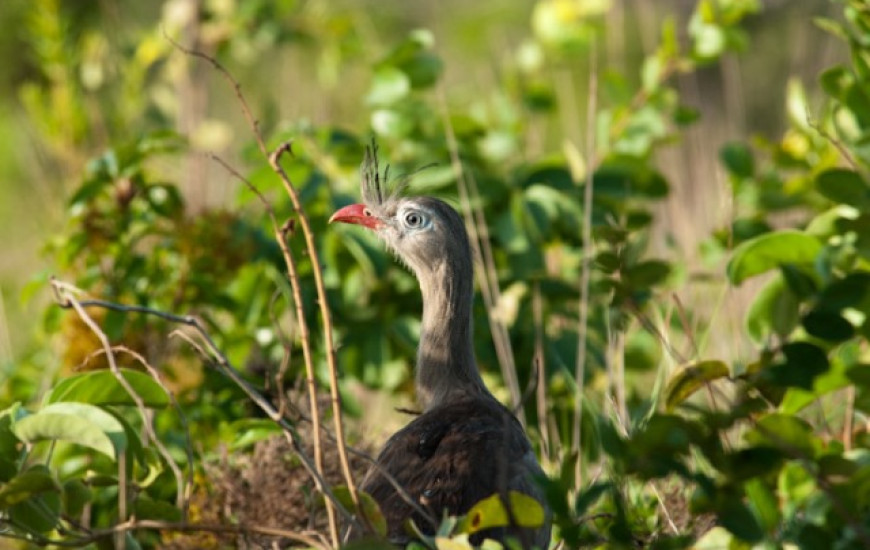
[405,211,423,227]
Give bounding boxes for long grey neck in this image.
[415,257,488,410]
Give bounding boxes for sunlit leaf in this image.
[727,230,822,285]
[367,67,411,106]
[47,368,169,408]
[334,487,387,537]
[226,419,283,450]
[665,360,729,411]
[457,491,545,534]
[434,537,474,550]
[12,403,127,460]
[745,478,780,533]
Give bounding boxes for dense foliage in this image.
[1,0,869,548]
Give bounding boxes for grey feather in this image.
[345,142,551,547]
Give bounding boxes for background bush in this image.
[1,0,868,548]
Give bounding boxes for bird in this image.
[329,143,551,548]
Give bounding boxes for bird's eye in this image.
[363,208,372,217]
[404,211,423,227]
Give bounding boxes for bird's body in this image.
[361,395,546,546]
[331,145,550,547]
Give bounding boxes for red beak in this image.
[329,203,383,230]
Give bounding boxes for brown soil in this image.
[159,422,371,549]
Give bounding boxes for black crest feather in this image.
[361,139,401,208]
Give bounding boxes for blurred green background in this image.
[5,1,870,548]
[0,0,840,365]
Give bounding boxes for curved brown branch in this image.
[207,152,339,541]
[1,517,328,549]
[167,36,360,523]
[268,143,360,512]
[49,279,359,533]
[76,345,194,518]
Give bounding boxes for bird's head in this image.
[329,143,470,279]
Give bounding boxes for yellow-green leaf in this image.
[12,403,126,460]
[333,486,387,537]
[665,360,729,411]
[457,491,545,534]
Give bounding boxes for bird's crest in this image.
[360,139,439,210]
[360,139,405,210]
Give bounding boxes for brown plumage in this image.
[330,143,550,547]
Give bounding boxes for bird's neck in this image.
[415,258,487,410]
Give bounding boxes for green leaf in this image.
[334,487,387,537]
[764,341,829,390]
[692,23,726,61]
[717,496,763,542]
[0,404,25,482]
[341,541,398,550]
[847,363,870,388]
[47,368,169,408]
[574,481,611,515]
[9,491,61,534]
[226,419,283,450]
[371,109,413,138]
[664,360,729,411]
[133,496,183,522]
[457,491,546,534]
[62,479,92,518]
[745,413,816,458]
[781,360,852,414]
[377,30,443,89]
[367,66,411,106]
[727,230,822,285]
[816,168,870,207]
[0,466,58,508]
[779,264,818,300]
[817,272,870,312]
[802,309,855,341]
[720,142,754,178]
[12,403,127,460]
[624,259,671,289]
[434,537,474,550]
[745,478,780,533]
[721,447,783,481]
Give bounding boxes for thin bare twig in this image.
[49,280,358,531]
[0,517,328,549]
[170,34,357,535]
[78,345,193,517]
[207,153,339,542]
[269,143,360,512]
